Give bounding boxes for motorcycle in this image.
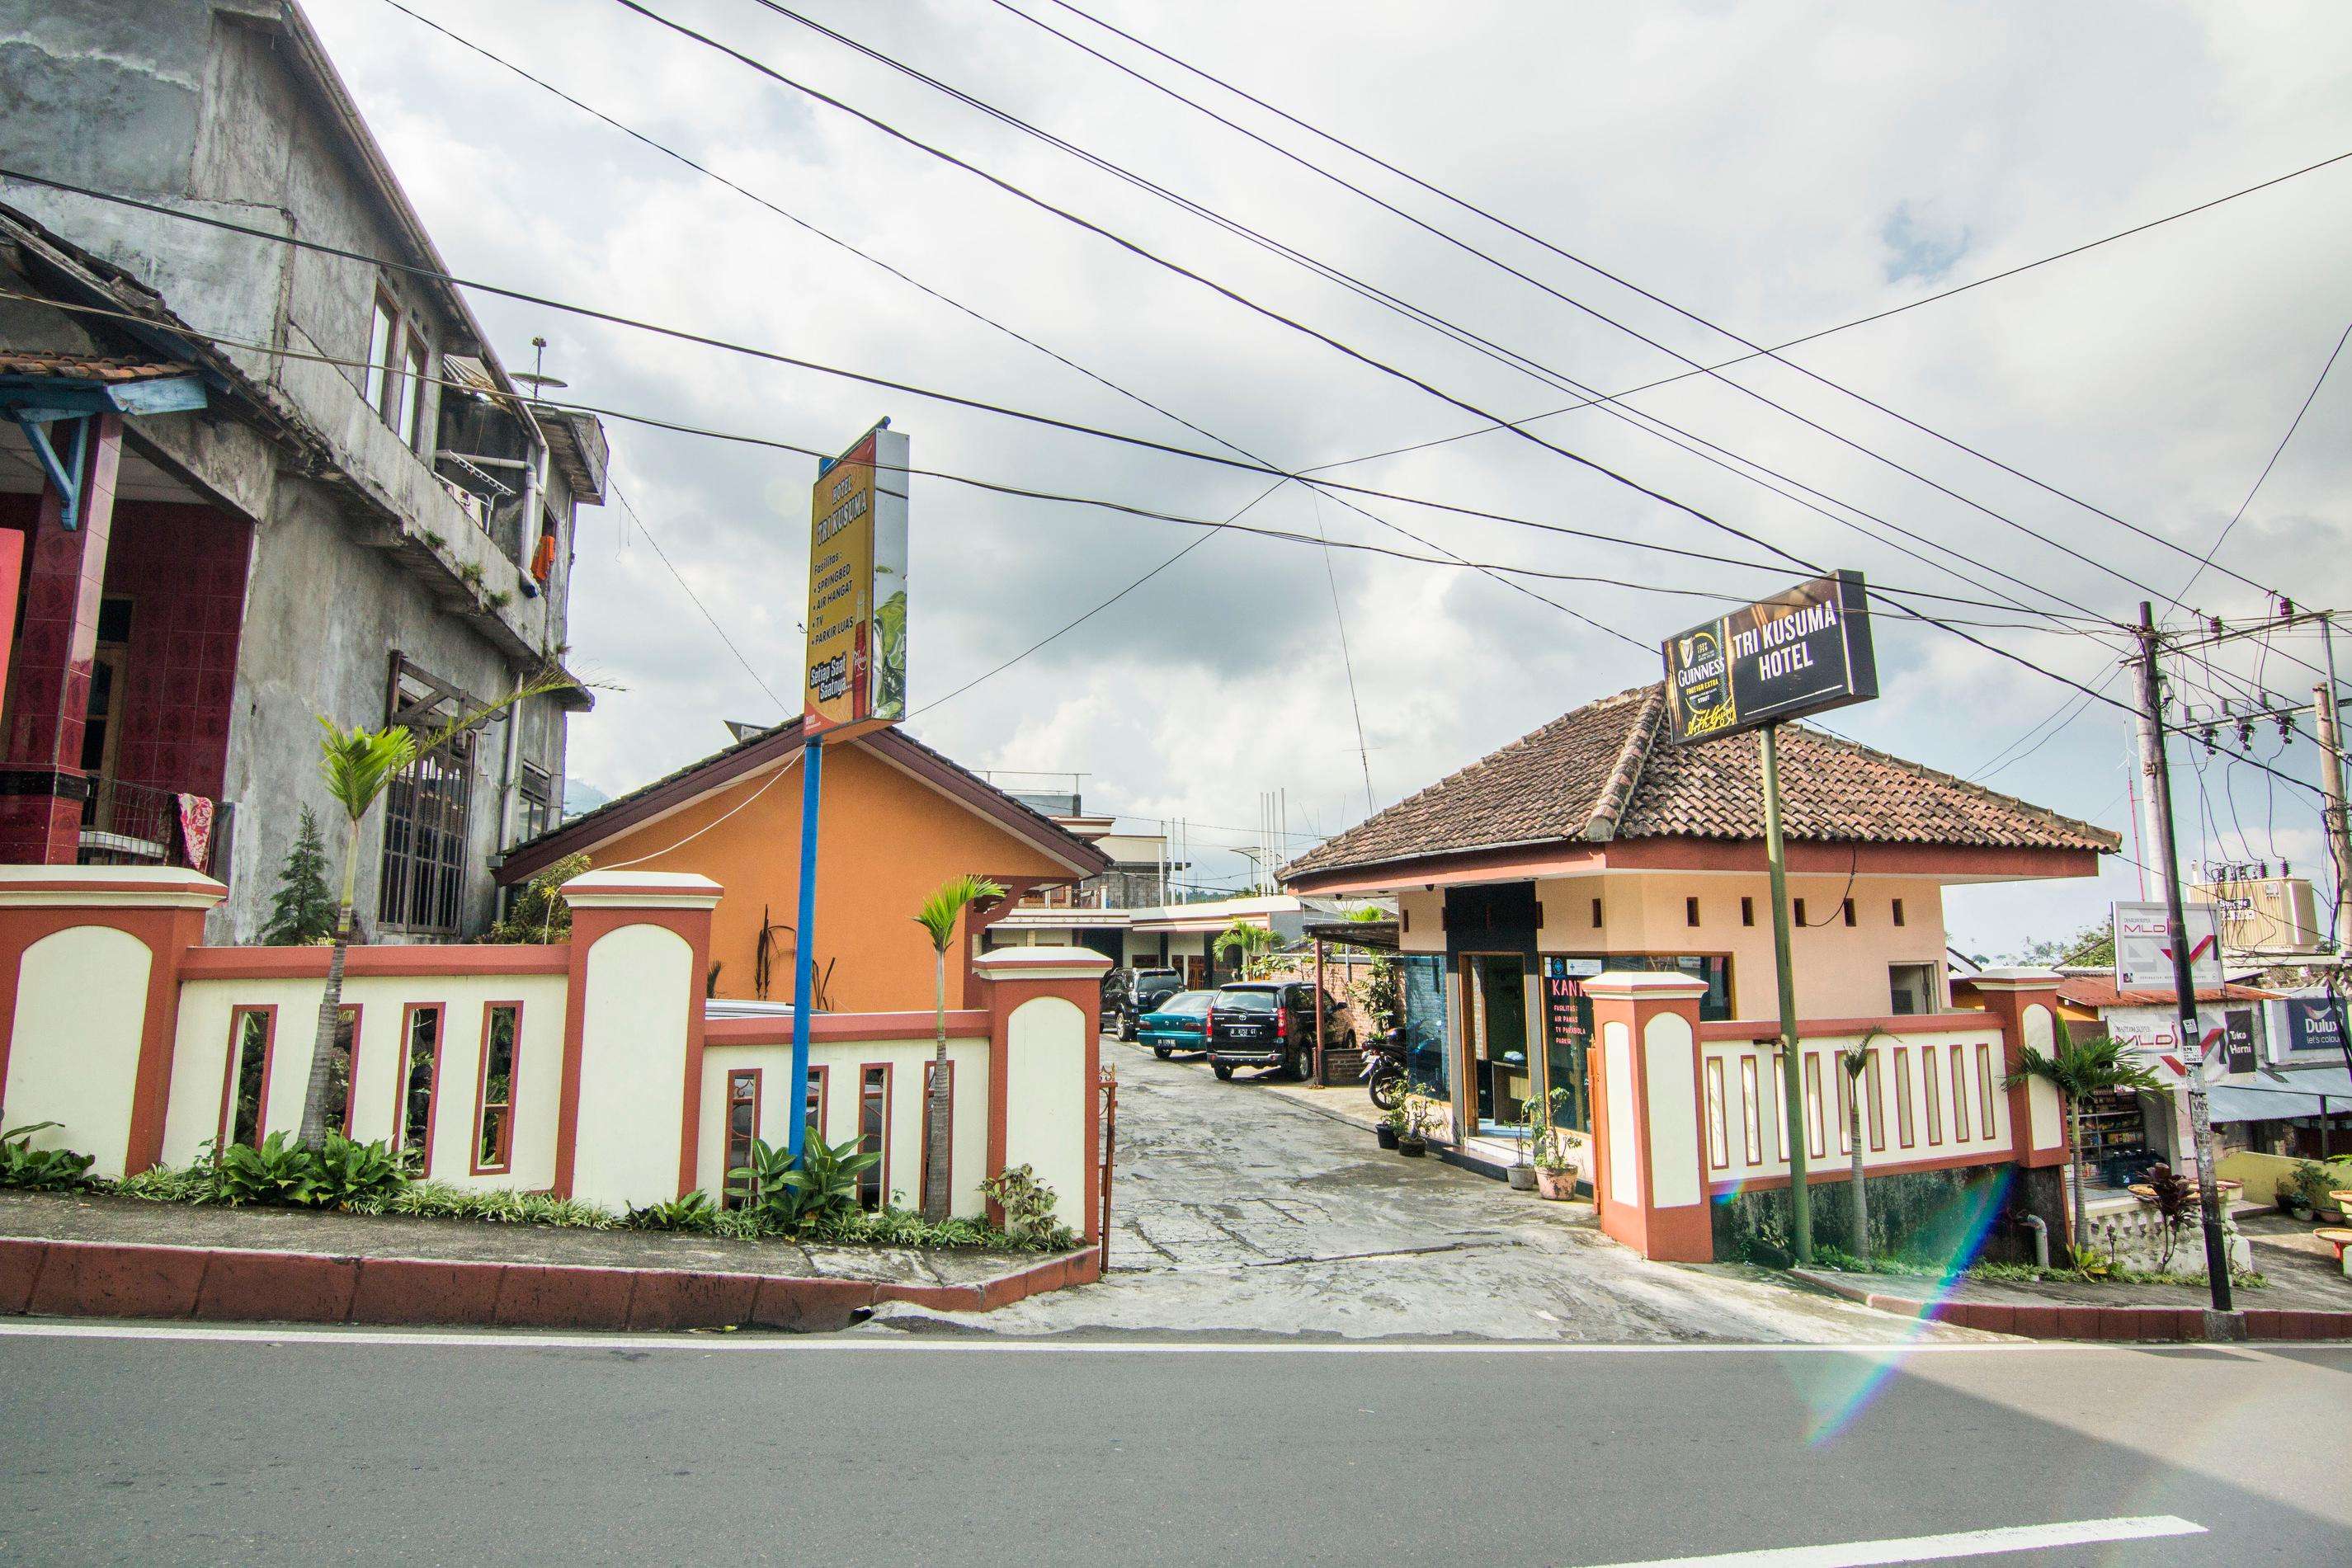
[1360,1026,1407,1111]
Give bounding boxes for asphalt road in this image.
[2,1326,2343,1566]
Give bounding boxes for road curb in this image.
[0,1234,1098,1334]
[1791,1267,2352,1341]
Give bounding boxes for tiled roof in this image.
[2052,979,2273,1010]
[0,350,192,381]
[1284,683,2119,879]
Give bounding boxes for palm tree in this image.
[2003,1029,2161,1250]
[913,874,1005,1222]
[1838,1032,1883,1264]
[295,677,565,1149]
[1214,918,1275,980]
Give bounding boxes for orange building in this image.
[496,721,1109,1012]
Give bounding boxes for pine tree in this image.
[262,806,337,946]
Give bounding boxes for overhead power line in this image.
[1030,0,2336,613]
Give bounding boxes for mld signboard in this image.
[2111,901,2223,994]
[804,421,909,735]
[1661,571,1878,745]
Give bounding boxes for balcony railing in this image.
[79,778,213,871]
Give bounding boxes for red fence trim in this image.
[1697,1013,1992,1043]
[180,945,570,980]
[702,1010,989,1047]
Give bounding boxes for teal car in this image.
[1138,990,1215,1058]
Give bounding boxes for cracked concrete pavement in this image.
[876,1039,1992,1343]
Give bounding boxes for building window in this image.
[1590,897,1603,928]
[399,332,429,450]
[724,1068,761,1207]
[516,761,552,846]
[1842,898,1857,928]
[1892,897,1906,928]
[1889,963,1940,1016]
[1685,896,1701,928]
[395,1003,444,1170]
[858,1065,891,1210]
[378,659,475,936]
[1793,897,1808,925]
[218,1006,276,1151]
[365,290,398,412]
[474,1002,521,1175]
[1741,896,1755,928]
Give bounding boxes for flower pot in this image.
[1535,1167,1576,1201]
[1506,1165,1538,1192]
[1375,1124,1400,1150]
[1398,1138,1427,1159]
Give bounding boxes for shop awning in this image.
[2206,1066,2352,1123]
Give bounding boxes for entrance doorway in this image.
[1461,954,1531,1134]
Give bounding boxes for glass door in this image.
[1464,954,1530,1135]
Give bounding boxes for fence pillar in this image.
[0,864,223,1177]
[1968,967,2070,1169]
[972,944,1108,1241]
[1585,971,1713,1263]
[554,869,720,1208]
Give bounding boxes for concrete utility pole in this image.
[2317,617,2352,949]
[1759,724,1811,1264]
[2133,603,2235,1319]
[2132,699,2171,902]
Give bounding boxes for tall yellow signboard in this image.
[804,421,908,735]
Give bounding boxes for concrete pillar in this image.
[1968,968,2071,1169]
[0,864,224,1176]
[0,415,123,864]
[972,944,1109,1241]
[554,869,720,1208]
[1585,971,1713,1263]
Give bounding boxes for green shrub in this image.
[210,1132,328,1207]
[978,1164,1077,1250]
[0,1123,95,1192]
[377,1182,618,1229]
[728,1133,875,1230]
[309,1136,407,1210]
[110,1164,214,1204]
[625,1190,718,1232]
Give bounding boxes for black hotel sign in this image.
[1662,572,1878,745]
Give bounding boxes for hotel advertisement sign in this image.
[1661,571,1878,745]
[804,421,908,735]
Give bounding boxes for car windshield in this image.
[1217,989,1279,1013]
[1154,991,1214,1015]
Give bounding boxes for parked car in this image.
[1137,990,1216,1057]
[1205,982,1351,1081]
[1102,967,1184,1040]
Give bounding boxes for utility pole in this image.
[2317,618,2352,950]
[2132,700,2170,901]
[2133,603,2235,1318]
[1759,724,1811,1264]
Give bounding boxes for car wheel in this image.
[1153,1046,1172,1060]
[1213,1062,1235,1081]
[1291,1046,1315,1081]
[1118,1015,1137,1043]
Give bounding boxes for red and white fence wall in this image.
[1584,967,2070,1263]
[0,866,1107,1236]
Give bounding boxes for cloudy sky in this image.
[305,0,2352,954]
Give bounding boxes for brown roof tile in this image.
[1284,682,2119,879]
[0,350,191,382]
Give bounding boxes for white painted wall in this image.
[1002,994,1090,1228]
[1699,1025,2013,1184]
[3,926,153,1177]
[698,1035,992,1216]
[1603,1019,1638,1208]
[2021,1003,2064,1155]
[571,923,691,1209]
[167,972,567,1187]
[1643,1010,1701,1209]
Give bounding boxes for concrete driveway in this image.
[879,1039,1988,1343]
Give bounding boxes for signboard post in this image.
[1661,572,1878,1266]
[787,421,911,1161]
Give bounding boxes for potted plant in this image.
[1397,1092,1435,1157]
[1527,1087,1577,1200]
[2281,1165,2317,1222]
[1376,1097,1405,1151]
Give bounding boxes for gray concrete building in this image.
[0,0,597,940]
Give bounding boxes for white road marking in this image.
[0,1320,2290,1356]
[1580,1514,2205,1567]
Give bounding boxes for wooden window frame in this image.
[857,1062,892,1211]
[470,1001,523,1176]
[398,329,429,450]
[216,1004,277,1151]
[1804,1052,1826,1160]
[1976,1041,1996,1135]
[1949,1043,1971,1142]
[1865,1054,1887,1151]
[365,289,398,413]
[724,1067,762,1207]
[1739,1055,1762,1166]
[1704,1057,1728,1171]
[394,1001,446,1172]
[1893,1046,1916,1149]
[1923,1045,1944,1145]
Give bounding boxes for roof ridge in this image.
[1582,684,1665,842]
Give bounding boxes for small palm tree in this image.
[294,676,566,1149]
[913,874,1005,1222]
[1839,1033,1883,1264]
[1214,919,1275,980]
[2004,1029,2161,1249]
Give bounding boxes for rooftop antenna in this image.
[514,335,568,394]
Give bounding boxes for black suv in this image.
[1103,967,1184,1041]
[1205,982,1350,1081]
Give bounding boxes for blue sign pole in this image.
[786,731,825,1161]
